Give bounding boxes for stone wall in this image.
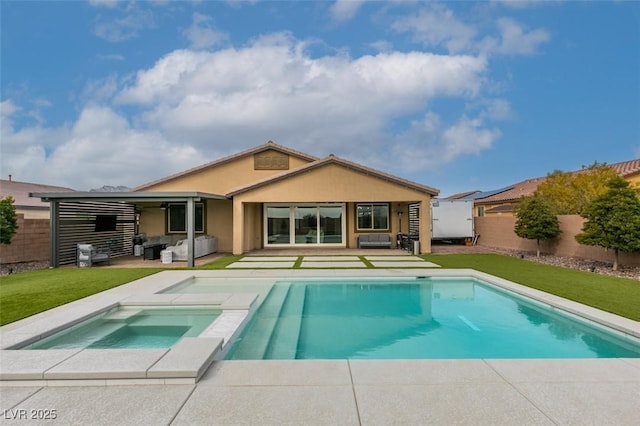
[0,214,50,264]
[475,215,640,267]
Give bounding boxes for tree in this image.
[575,177,640,271]
[0,196,19,245]
[536,163,619,215]
[514,195,561,257]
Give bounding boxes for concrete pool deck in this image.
[1,268,639,425]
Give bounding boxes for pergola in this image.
[30,191,228,268]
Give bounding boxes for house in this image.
[472,158,640,217]
[0,178,75,265]
[0,178,75,219]
[32,141,440,267]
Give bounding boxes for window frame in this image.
[356,203,390,231]
[166,202,206,234]
[263,203,345,246]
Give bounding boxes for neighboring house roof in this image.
[610,158,640,177]
[227,154,439,197]
[0,179,75,210]
[444,190,481,200]
[474,158,640,205]
[134,141,319,191]
[474,177,545,205]
[446,188,512,201]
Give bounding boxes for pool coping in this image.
[1,269,638,386]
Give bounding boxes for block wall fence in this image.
[475,215,640,267]
[0,215,49,265]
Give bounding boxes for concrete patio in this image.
[2,358,639,425]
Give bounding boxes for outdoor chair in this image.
[77,244,110,267]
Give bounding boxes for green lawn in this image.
[0,268,163,325]
[423,253,640,321]
[1,254,638,326]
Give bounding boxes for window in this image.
[265,204,344,246]
[167,203,205,233]
[357,203,389,230]
[477,206,485,217]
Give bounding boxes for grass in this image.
[0,268,163,325]
[1,253,638,326]
[423,253,640,321]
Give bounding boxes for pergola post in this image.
[50,200,60,267]
[186,197,195,267]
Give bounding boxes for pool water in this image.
[23,307,220,350]
[225,278,640,360]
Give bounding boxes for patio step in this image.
[229,282,292,359]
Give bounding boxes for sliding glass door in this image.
[265,204,344,246]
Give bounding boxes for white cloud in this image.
[391,5,477,53]
[116,35,487,160]
[96,53,125,61]
[0,99,20,117]
[183,13,228,50]
[1,105,201,190]
[329,0,365,23]
[88,0,120,8]
[93,7,155,42]
[392,5,549,56]
[480,18,550,56]
[389,112,501,173]
[3,33,501,189]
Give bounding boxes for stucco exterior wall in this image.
[232,164,433,254]
[235,164,429,203]
[0,214,50,264]
[141,151,312,194]
[475,215,640,267]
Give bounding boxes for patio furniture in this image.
[77,244,110,267]
[143,243,166,260]
[166,235,218,261]
[357,234,393,249]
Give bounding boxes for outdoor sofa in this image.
[166,235,218,261]
[357,233,393,249]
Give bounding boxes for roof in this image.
[1,179,75,209]
[30,191,227,203]
[443,190,481,200]
[227,154,439,197]
[474,177,545,205]
[134,141,318,191]
[474,158,640,205]
[609,158,640,177]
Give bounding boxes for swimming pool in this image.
[21,306,221,350]
[222,277,640,360]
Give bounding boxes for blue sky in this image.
[2,1,639,196]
